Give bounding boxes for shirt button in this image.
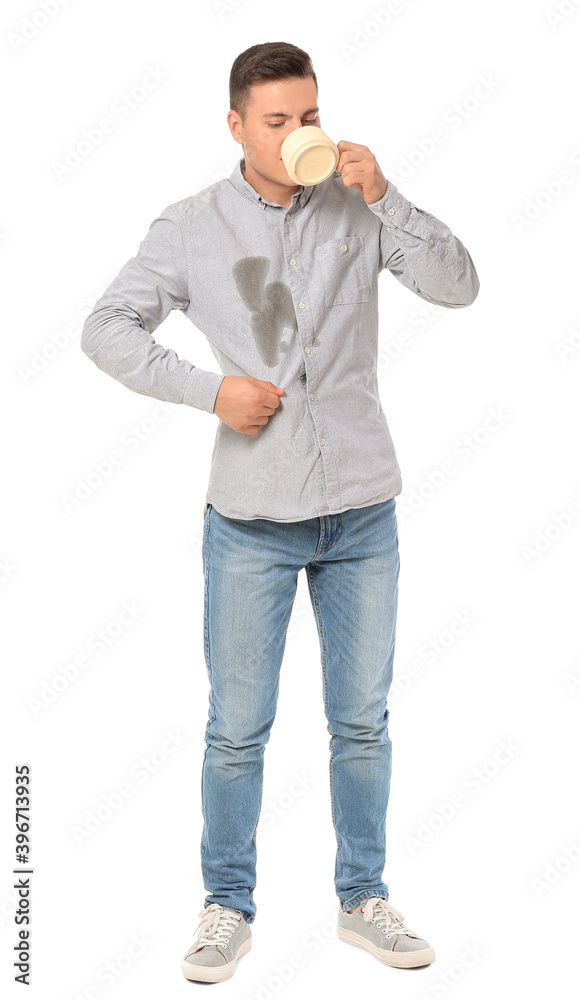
[285,213,291,221]
[321,438,325,446]
[310,393,314,400]
[300,196,305,205]
[340,244,347,252]
[387,207,395,216]
[298,302,305,309]
[290,259,296,265]
[429,237,434,245]
[305,346,310,354]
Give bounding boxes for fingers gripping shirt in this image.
[81,158,479,522]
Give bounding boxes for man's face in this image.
[228,75,320,187]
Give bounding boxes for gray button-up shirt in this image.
[81,157,479,522]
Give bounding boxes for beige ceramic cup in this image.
[280,125,339,185]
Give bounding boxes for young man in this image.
[81,41,479,984]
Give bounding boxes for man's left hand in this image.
[336,140,388,205]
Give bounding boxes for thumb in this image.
[265,381,284,394]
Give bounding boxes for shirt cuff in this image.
[365,179,412,230]
[182,368,225,413]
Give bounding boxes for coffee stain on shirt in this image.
[232,257,298,367]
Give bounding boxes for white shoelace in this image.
[193,903,241,948]
[361,897,414,938]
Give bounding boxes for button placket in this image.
[280,205,340,510]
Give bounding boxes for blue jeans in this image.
[200,497,400,922]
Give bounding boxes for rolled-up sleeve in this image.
[367,180,480,308]
[81,202,225,413]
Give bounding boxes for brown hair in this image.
[229,42,317,124]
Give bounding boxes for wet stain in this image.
[232,257,298,367]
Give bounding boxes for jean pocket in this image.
[316,235,370,306]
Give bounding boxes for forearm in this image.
[81,298,224,412]
[367,179,480,308]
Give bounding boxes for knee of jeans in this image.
[207,716,275,754]
[326,713,390,741]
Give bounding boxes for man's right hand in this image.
[213,375,284,435]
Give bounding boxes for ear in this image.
[227,110,244,145]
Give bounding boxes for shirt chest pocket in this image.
[315,236,370,306]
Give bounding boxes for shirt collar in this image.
[228,157,318,210]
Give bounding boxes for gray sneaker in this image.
[181,902,252,982]
[337,897,435,968]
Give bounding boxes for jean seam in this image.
[203,508,216,726]
[249,764,263,900]
[307,562,343,881]
[201,509,214,864]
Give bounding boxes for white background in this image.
[2,0,580,997]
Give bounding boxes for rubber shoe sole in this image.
[181,934,252,982]
[337,924,435,968]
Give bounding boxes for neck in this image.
[240,157,300,209]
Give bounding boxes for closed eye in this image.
[268,118,318,128]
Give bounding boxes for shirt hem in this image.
[204,489,401,523]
